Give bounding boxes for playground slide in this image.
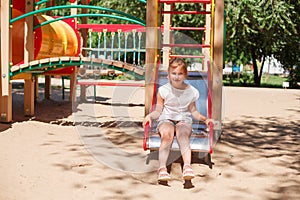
[144,71,212,152]
[34,15,79,60]
[11,0,80,70]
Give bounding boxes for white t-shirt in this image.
[158,82,199,123]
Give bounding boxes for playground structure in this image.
[142,0,224,165]
[0,0,224,158]
[0,0,147,121]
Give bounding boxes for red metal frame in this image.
[143,60,160,151]
[158,0,211,4]
[79,24,207,39]
[77,81,144,87]
[143,122,150,151]
[77,24,146,32]
[161,10,211,15]
[207,60,213,154]
[162,44,210,48]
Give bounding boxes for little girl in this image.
[143,58,211,182]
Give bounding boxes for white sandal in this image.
[182,164,195,180]
[157,166,171,181]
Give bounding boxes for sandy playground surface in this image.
[0,79,299,200]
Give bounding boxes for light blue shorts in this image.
[157,119,192,132]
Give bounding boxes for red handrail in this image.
[207,60,213,154]
[143,122,150,151]
[143,60,160,151]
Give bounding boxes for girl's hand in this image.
[204,118,214,127]
[143,115,152,128]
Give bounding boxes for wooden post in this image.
[23,0,35,116]
[44,0,53,100]
[69,71,77,102]
[145,0,159,115]
[212,0,224,129]
[0,0,13,122]
[204,4,211,71]
[70,1,78,104]
[71,0,78,16]
[34,76,39,101]
[24,79,34,116]
[45,76,51,99]
[80,0,89,101]
[162,3,171,70]
[0,85,12,123]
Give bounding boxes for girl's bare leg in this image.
[158,122,175,168]
[176,123,192,165]
[176,123,195,179]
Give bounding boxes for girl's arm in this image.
[189,102,207,122]
[189,102,212,126]
[142,92,164,127]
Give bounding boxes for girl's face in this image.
[168,65,187,88]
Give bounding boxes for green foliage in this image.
[225,0,299,86]
[288,66,300,88]
[273,0,300,82]
[223,72,254,86]
[239,72,254,86]
[89,0,146,24]
[42,0,146,24]
[172,3,206,43]
[115,74,135,81]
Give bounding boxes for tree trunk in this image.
[251,47,261,86]
[259,55,266,82]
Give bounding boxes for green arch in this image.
[10,58,145,80]
[35,0,49,6]
[10,5,145,25]
[35,13,145,29]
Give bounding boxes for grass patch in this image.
[223,73,288,88]
[260,75,288,88]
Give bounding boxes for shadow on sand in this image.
[217,117,299,200]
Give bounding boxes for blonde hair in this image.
[168,58,188,76]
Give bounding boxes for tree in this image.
[225,0,299,86]
[87,0,146,24]
[273,0,300,88]
[52,0,146,23]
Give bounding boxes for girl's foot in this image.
[183,164,195,180]
[157,166,171,181]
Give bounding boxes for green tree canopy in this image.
[225,0,299,86]
[41,0,300,87]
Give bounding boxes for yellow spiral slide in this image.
[11,7,79,78]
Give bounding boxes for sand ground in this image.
[0,79,299,200]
